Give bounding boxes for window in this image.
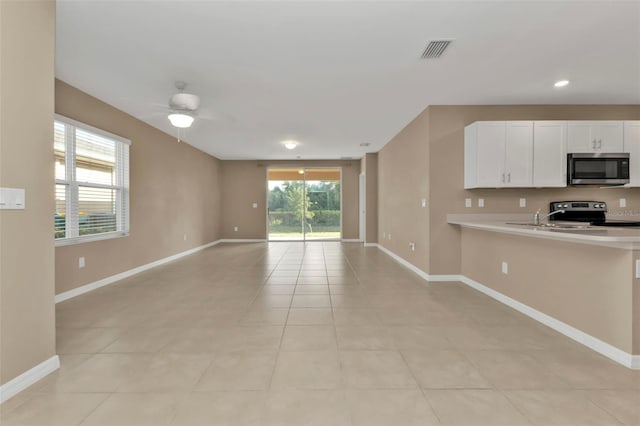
[54,115,130,245]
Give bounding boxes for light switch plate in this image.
[501,261,508,274]
[620,198,627,208]
[252,202,258,208]
[0,187,25,209]
[478,198,485,208]
[636,260,640,279]
[421,198,427,208]
[465,198,472,208]
[519,198,526,208]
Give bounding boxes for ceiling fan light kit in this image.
[168,112,195,128]
[167,82,199,129]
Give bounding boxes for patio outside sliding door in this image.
[267,168,341,241]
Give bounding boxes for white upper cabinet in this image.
[465,121,533,188]
[504,122,534,186]
[567,121,623,153]
[533,121,567,187]
[624,121,640,187]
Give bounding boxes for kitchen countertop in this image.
[447,214,640,250]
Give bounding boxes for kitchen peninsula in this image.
[448,213,640,369]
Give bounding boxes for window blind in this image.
[54,115,130,245]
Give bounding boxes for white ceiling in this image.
[56,1,640,160]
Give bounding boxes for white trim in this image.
[376,244,432,281]
[219,239,268,243]
[55,239,222,303]
[341,239,362,242]
[363,242,379,247]
[0,356,60,404]
[460,276,639,370]
[374,244,640,370]
[55,114,130,145]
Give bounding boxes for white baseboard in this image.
[374,244,639,370]
[0,355,60,404]
[376,244,459,282]
[460,276,639,370]
[363,242,379,247]
[219,239,267,243]
[55,239,223,303]
[341,239,363,243]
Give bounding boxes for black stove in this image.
[549,201,640,227]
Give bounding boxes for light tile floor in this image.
[2,242,639,425]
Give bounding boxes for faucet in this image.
[533,209,565,226]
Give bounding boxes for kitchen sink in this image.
[506,222,592,230]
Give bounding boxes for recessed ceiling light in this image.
[554,80,570,88]
[282,140,298,150]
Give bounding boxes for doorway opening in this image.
[267,168,341,241]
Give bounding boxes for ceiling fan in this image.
[167,81,200,129]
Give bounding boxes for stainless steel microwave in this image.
[567,153,630,185]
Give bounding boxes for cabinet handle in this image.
[598,139,603,149]
[507,173,511,182]
[501,173,505,183]
[592,139,596,150]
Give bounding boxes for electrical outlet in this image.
[519,198,526,208]
[183,234,187,241]
[409,242,415,251]
[620,198,627,208]
[252,202,258,208]
[465,198,472,208]
[234,226,238,232]
[501,261,508,274]
[79,257,85,269]
[421,198,427,208]
[478,198,485,208]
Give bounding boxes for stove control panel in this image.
[551,201,607,212]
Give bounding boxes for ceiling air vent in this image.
[421,40,452,59]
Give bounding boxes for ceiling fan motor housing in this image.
[169,93,200,111]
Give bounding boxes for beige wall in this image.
[221,160,360,240]
[378,105,640,275]
[461,228,635,354]
[0,1,57,385]
[55,81,222,294]
[363,153,378,244]
[378,110,430,272]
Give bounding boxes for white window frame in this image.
[54,114,130,246]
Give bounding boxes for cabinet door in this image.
[567,121,596,152]
[476,122,506,187]
[595,121,624,151]
[504,121,533,186]
[624,121,640,187]
[568,121,624,152]
[533,121,567,187]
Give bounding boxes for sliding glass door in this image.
[267,168,341,241]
